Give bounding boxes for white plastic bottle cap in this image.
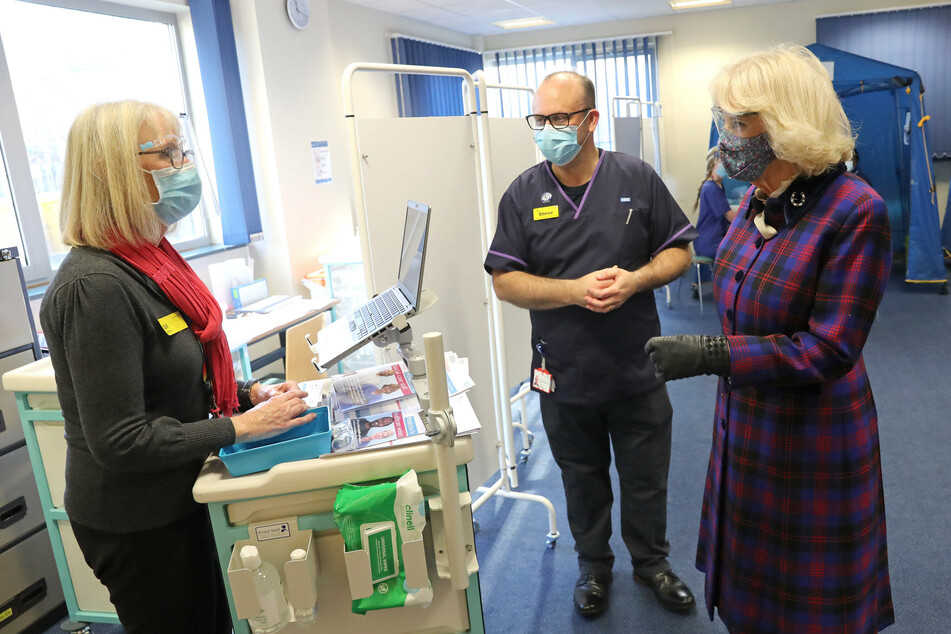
[290,548,307,561]
[240,545,262,569]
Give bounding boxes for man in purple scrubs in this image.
[483,71,698,617]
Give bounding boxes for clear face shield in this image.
[711,107,760,138]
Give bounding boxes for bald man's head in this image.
[539,71,596,110]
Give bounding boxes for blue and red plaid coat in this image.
[699,165,895,633]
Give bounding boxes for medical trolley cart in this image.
[2,356,120,627]
[194,332,483,633]
[0,248,68,632]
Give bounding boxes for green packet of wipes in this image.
[333,469,431,614]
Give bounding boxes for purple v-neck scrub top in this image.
[484,151,698,405]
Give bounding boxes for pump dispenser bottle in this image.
[288,548,317,626]
[239,545,289,634]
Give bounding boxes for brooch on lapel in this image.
[790,191,806,207]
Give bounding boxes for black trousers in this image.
[539,385,673,578]
[71,509,232,634]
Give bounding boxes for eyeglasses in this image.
[525,108,592,131]
[138,136,194,169]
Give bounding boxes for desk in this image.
[223,297,337,380]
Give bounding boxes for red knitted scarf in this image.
[111,238,238,416]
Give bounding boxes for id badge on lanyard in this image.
[532,340,555,394]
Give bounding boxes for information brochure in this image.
[330,410,427,453]
[301,354,481,456]
[330,361,415,412]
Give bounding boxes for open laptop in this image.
[316,200,431,370]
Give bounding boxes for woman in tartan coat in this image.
[646,44,894,632]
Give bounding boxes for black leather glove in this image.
[644,335,730,382]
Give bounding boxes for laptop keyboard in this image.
[349,289,410,338]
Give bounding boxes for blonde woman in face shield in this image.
[646,44,893,633]
[40,100,314,632]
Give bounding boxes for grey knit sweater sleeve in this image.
[40,247,236,531]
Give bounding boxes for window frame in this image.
[483,36,662,153]
[0,0,216,285]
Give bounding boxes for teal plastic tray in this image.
[219,406,331,476]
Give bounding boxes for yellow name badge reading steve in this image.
[533,205,559,221]
[158,311,188,336]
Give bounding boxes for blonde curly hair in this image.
[710,43,854,177]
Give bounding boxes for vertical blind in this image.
[189,0,262,244]
[483,36,660,151]
[817,5,951,158]
[390,36,484,117]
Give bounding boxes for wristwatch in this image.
[237,379,257,411]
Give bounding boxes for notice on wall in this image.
[312,140,332,184]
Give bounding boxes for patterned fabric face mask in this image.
[717,127,776,182]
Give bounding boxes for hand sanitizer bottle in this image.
[288,549,317,626]
[240,545,289,634]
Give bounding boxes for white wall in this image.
[226,0,479,297]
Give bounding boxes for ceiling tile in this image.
[336,0,808,36]
[363,0,429,13]
[401,6,461,21]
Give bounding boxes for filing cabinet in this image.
[0,248,65,633]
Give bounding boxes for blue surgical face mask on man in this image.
[534,111,592,166]
[148,162,202,225]
[717,126,775,182]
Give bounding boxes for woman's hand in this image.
[231,388,314,443]
[249,380,302,406]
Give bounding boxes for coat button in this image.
[720,418,727,430]
[755,237,764,248]
[726,309,734,320]
[734,270,744,282]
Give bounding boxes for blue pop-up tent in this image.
[710,44,946,287]
[807,44,945,287]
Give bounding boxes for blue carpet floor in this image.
[472,269,951,633]
[45,269,951,633]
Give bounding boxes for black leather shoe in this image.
[574,573,610,617]
[634,570,696,612]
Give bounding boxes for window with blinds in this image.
[483,36,660,151]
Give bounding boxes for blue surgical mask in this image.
[148,162,202,224]
[715,164,728,180]
[534,111,592,166]
[717,127,775,182]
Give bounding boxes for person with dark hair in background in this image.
[693,146,737,260]
[646,44,894,632]
[485,70,698,617]
[40,100,314,633]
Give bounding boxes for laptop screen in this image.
[396,200,431,309]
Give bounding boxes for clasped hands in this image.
[577,265,635,313]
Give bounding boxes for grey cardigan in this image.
[40,247,236,532]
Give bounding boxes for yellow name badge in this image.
[533,205,559,221]
[158,311,188,336]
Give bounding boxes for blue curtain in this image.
[390,37,483,117]
[483,36,660,152]
[817,5,951,158]
[189,0,262,244]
